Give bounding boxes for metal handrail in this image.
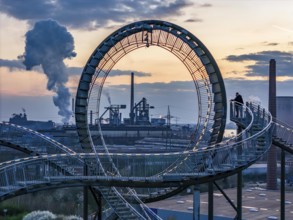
[0,104,273,184]
[0,124,156,219]
[0,103,273,220]
[272,118,293,146]
[0,122,80,157]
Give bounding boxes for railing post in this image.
[245,102,249,125]
[230,101,233,119]
[262,108,265,126]
[4,169,9,189]
[12,165,17,185]
[237,126,243,160]
[287,127,292,143]
[22,166,27,186]
[257,105,260,123]
[249,102,253,111]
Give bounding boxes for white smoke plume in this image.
[248,95,261,105]
[104,91,112,106]
[22,19,76,123]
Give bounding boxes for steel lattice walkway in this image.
[1,102,292,219]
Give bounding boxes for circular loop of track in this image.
[75,20,226,156]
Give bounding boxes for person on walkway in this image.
[231,92,244,117]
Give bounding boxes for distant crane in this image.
[162,106,179,126]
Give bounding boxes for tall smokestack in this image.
[72,98,75,113]
[90,110,93,126]
[130,72,135,125]
[267,59,277,190]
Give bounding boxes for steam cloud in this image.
[104,91,112,106]
[22,19,76,123]
[248,95,261,105]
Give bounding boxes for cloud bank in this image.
[226,50,293,77]
[0,59,151,78]
[0,0,193,29]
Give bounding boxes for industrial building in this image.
[277,96,293,127]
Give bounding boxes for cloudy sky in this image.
[0,0,293,124]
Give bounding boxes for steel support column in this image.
[89,187,102,220]
[193,185,200,220]
[98,191,102,220]
[208,182,213,220]
[83,164,88,220]
[281,149,285,220]
[237,172,242,220]
[214,181,237,212]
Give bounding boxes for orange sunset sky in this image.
[0,0,292,123]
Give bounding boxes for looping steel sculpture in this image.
[75,20,227,154]
[74,20,228,217]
